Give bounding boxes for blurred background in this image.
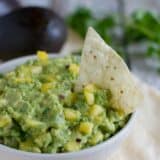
[0,0,159,89]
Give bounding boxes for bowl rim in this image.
[0,54,136,158]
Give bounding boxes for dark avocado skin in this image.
[0,7,67,60]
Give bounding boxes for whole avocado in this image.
[0,7,67,60]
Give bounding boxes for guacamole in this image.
[0,52,129,153]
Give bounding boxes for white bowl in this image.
[0,54,136,160]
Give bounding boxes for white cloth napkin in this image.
[109,83,160,160]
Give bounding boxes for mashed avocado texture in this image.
[0,52,129,153]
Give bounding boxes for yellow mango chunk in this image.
[89,131,104,145]
[89,104,103,117]
[84,91,94,105]
[37,51,48,61]
[41,83,54,92]
[19,140,41,153]
[64,141,80,152]
[79,122,93,135]
[69,63,79,75]
[64,108,80,122]
[84,84,95,93]
[0,115,12,128]
[64,93,77,106]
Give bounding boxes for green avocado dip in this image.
[0,52,129,153]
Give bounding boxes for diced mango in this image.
[19,140,41,153]
[41,83,54,92]
[34,133,52,148]
[37,51,48,61]
[64,141,80,152]
[79,122,93,135]
[84,91,94,105]
[84,84,95,93]
[64,108,80,122]
[89,131,104,145]
[65,93,77,106]
[69,63,79,75]
[45,75,55,82]
[25,118,45,129]
[69,93,77,103]
[89,104,103,117]
[0,115,12,128]
[94,116,104,124]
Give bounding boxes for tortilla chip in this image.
[75,27,142,114]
